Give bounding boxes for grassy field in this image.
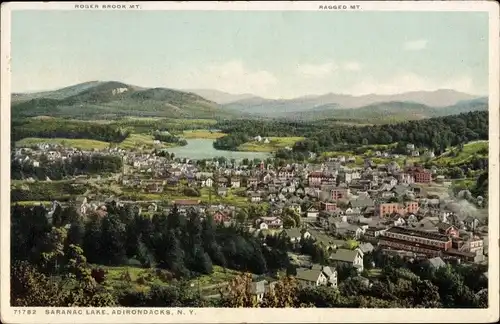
[11,200,52,207]
[15,132,182,151]
[15,137,110,150]
[182,130,227,139]
[96,264,242,295]
[433,140,488,166]
[238,137,304,152]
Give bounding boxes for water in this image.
[165,139,270,161]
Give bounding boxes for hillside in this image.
[11,81,234,120]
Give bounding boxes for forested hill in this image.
[11,81,234,120]
[213,111,488,154]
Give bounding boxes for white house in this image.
[296,264,337,288]
[329,248,364,272]
[306,207,319,218]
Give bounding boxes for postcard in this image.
[1,1,499,323]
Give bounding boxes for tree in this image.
[282,216,296,229]
[100,214,127,265]
[235,209,248,225]
[39,227,67,275]
[83,216,102,264]
[11,260,63,307]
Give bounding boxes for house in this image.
[250,192,262,203]
[231,177,241,188]
[249,280,268,303]
[452,235,485,262]
[359,242,374,254]
[217,187,229,197]
[248,177,259,187]
[436,222,460,238]
[218,177,228,187]
[295,264,337,288]
[329,248,364,272]
[75,196,90,216]
[256,216,283,230]
[349,198,375,210]
[278,166,295,179]
[363,226,388,239]
[173,199,201,209]
[213,211,231,223]
[280,228,311,243]
[201,177,214,187]
[306,206,319,218]
[330,187,350,200]
[331,223,365,240]
[406,166,432,184]
[320,202,338,213]
[426,257,446,269]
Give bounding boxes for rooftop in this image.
[385,226,451,242]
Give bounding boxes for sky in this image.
[11,10,489,99]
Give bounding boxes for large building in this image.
[378,226,452,257]
[377,201,419,217]
[406,166,432,183]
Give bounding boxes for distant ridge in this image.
[11,81,486,122]
[186,89,256,105]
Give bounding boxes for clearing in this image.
[238,137,304,152]
[433,140,488,166]
[182,130,227,139]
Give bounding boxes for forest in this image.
[213,111,488,154]
[11,153,123,181]
[152,130,188,146]
[12,119,130,143]
[11,203,488,308]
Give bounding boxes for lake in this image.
[166,139,271,161]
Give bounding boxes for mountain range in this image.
[11,81,488,122]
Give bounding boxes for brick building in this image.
[379,226,452,257]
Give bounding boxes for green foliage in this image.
[214,111,488,153]
[12,153,123,181]
[12,118,129,143]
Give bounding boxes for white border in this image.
[1,1,499,323]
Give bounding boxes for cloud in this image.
[347,73,477,95]
[179,60,278,95]
[404,39,428,51]
[343,61,362,71]
[296,62,337,78]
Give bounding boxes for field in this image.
[238,137,305,152]
[15,137,110,150]
[433,140,488,166]
[182,130,227,139]
[117,133,178,150]
[15,132,181,152]
[97,264,242,297]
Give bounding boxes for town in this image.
[11,130,489,307]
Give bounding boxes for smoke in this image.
[446,199,480,220]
